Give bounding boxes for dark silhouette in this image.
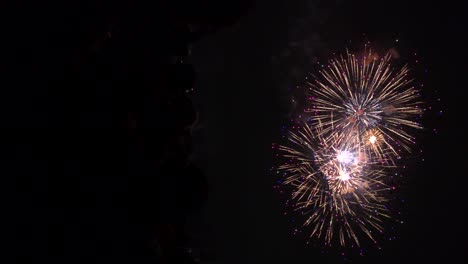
[3,1,251,263]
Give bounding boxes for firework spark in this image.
[279,122,390,246]
[277,49,422,247]
[306,50,422,158]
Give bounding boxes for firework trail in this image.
[277,49,422,247]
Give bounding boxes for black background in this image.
[3,0,467,263]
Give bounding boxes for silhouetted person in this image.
[3,1,251,263]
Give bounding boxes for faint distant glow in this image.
[337,150,354,164]
[369,135,377,144]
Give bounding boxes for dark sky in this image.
[190,0,467,263]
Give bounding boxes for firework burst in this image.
[306,50,422,158]
[279,122,390,246]
[277,49,423,247]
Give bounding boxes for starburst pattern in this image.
[276,49,423,247]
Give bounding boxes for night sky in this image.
[3,1,467,263]
[190,0,466,263]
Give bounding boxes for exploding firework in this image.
[277,49,423,247]
[306,50,422,159]
[279,122,390,246]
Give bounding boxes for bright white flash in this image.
[369,135,377,144]
[336,150,354,164]
[338,170,350,181]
